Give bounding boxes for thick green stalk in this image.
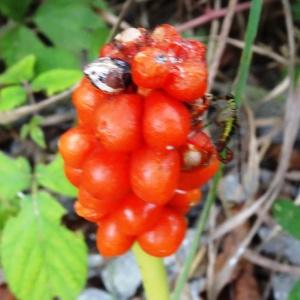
[132,243,170,300]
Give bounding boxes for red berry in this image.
[81,150,130,200]
[74,201,102,223]
[97,216,135,256]
[181,131,215,170]
[165,61,207,102]
[72,78,108,125]
[143,91,190,149]
[93,93,143,152]
[132,47,171,89]
[178,154,220,190]
[138,208,186,257]
[115,194,163,235]
[58,127,96,168]
[151,24,181,48]
[99,43,126,60]
[130,147,180,205]
[186,39,206,61]
[78,188,119,218]
[64,165,82,187]
[169,189,202,214]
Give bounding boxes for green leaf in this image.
[34,0,107,55]
[20,124,30,139]
[0,0,32,21]
[1,191,87,300]
[35,48,80,74]
[0,26,44,68]
[30,126,46,149]
[0,86,27,111]
[36,155,77,197]
[0,152,31,201]
[0,55,36,85]
[272,199,300,240]
[89,27,110,59]
[0,198,19,231]
[292,1,300,21]
[289,280,300,300]
[32,69,81,95]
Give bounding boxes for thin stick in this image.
[106,0,135,43]
[0,86,76,125]
[208,0,238,90]
[176,1,252,33]
[244,249,300,277]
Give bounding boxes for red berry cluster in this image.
[59,25,220,257]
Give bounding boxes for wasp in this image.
[190,93,238,163]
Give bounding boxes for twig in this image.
[208,0,238,90]
[0,86,76,125]
[207,207,217,300]
[99,10,131,29]
[244,249,300,277]
[22,81,35,104]
[226,37,288,65]
[207,0,221,65]
[285,171,300,181]
[41,111,75,126]
[176,1,252,33]
[262,77,290,102]
[106,0,135,42]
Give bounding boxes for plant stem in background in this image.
[172,169,222,300]
[234,0,263,107]
[132,243,170,300]
[172,0,263,297]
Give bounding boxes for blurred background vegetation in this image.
[0,0,300,300]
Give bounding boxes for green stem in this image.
[234,0,263,107]
[172,170,222,300]
[132,243,170,300]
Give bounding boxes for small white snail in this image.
[84,57,131,94]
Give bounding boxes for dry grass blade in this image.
[208,0,238,90]
[0,86,76,125]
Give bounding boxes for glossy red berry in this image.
[78,188,119,218]
[181,131,215,170]
[169,189,202,214]
[72,78,108,125]
[58,127,96,168]
[93,93,143,152]
[97,216,135,257]
[74,201,102,223]
[115,194,163,235]
[99,43,126,60]
[165,61,207,102]
[81,150,130,201]
[64,165,82,187]
[178,154,220,190]
[130,147,180,205]
[143,91,190,149]
[132,47,171,89]
[151,24,181,48]
[138,208,186,257]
